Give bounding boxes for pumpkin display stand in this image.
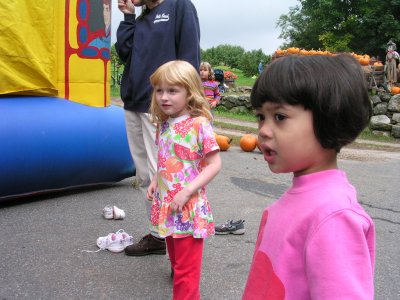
[365,64,385,90]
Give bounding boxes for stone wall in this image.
[370,92,400,138]
[218,90,400,139]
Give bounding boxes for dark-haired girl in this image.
[243,54,375,300]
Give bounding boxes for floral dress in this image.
[150,115,219,238]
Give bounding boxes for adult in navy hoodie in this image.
[116,0,200,257]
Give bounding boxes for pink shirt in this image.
[202,80,221,105]
[243,169,375,300]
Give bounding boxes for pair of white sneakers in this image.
[96,229,133,253]
[102,205,126,220]
[96,206,131,253]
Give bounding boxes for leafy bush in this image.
[201,44,271,75]
[201,45,245,69]
[239,49,270,77]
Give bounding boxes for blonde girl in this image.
[149,60,221,300]
[199,61,221,109]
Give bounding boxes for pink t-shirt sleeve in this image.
[305,210,375,299]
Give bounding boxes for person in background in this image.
[213,68,226,94]
[115,0,200,257]
[148,60,221,300]
[199,61,221,111]
[243,54,375,299]
[258,60,264,74]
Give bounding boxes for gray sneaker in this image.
[215,220,245,235]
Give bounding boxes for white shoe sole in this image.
[215,228,245,235]
[106,244,125,253]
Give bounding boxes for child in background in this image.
[243,54,375,299]
[200,61,221,110]
[148,60,221,300]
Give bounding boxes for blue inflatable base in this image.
[0,97,135,201]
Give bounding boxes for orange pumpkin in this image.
[359,57,370,66]
[239,134,257,152]
[308,49,317,56]
[299,49,308,56]
[391,86,400,94]
[215,134,231,151]
[287,47,300,54]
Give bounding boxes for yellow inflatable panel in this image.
[0,0,57,96]
[0,0,111,107]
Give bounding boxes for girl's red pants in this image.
[166,236,204,300]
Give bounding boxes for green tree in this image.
[201,45,245,68]
[201,45,271,77]
[239,49,270,77]
[319,32,352,52]
[277,0,400,59]
[111,43,124,86]
[111,43,123,66]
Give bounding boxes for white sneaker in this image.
[113,206,126,220]
[115,229,133,248]
[96,229,133,253]
[102,206,114,219]
[102,205,126,220]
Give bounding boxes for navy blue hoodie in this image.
[116,0,201,112]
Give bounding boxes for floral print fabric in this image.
[150,115,219,238]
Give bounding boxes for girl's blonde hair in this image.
[149,60,212,124]
[199,61,215,80]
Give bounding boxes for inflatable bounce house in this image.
[0,0,135,201]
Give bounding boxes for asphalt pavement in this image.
[1,146,399,299]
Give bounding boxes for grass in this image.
[214,121,257,134]
[358,127,399,144]
[214,107,257,122]
[214,65,257,86]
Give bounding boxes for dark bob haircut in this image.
[251,54,372,152]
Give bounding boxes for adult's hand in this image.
[118,0,135,14]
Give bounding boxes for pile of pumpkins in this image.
[215,133,260,152]
[274,47,383,67]
[275,47,332,57]
[274,48,400,94]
